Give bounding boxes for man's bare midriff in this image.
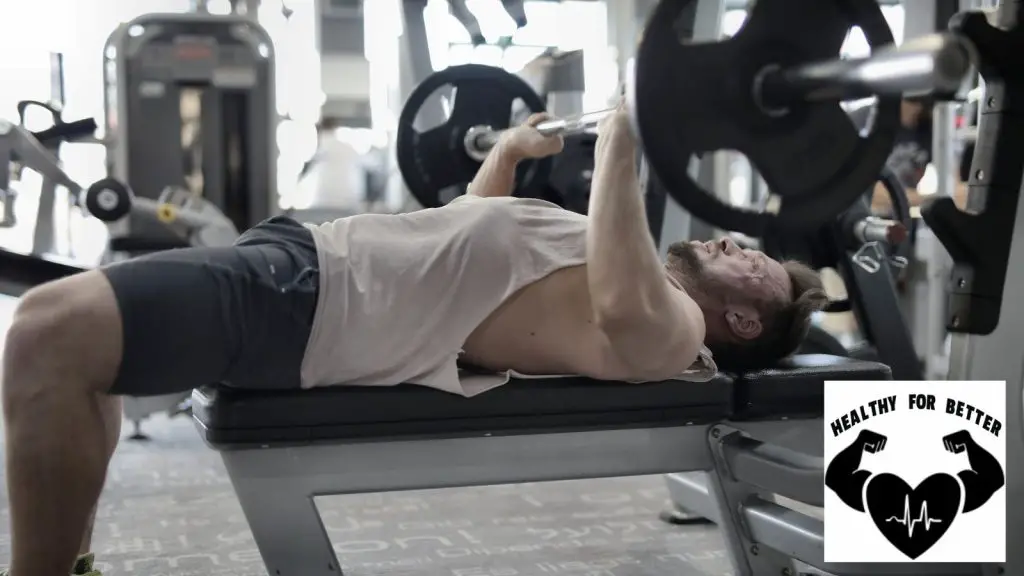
[461,265,629,380]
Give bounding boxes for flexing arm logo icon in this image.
[825,429,1004,559]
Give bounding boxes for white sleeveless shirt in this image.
[301,195,717,396]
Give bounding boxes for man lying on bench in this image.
[1,103,828,576]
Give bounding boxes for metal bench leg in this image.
[221,450,342,576]
[663,472,719,524]
[705,425,795,576]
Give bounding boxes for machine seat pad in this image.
[193,374,734,446]
[109,236,192,253]
[0,248,86,296]
[733,354,892,419]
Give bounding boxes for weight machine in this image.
[102,12,277,249]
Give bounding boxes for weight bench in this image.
[192,354,941,576]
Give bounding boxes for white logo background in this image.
[823,380,1006,563]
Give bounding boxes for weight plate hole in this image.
[97,189,119,211]
[753,64,790,118]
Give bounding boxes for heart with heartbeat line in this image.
[865,473,962,559]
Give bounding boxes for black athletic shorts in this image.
[101,216,320,396]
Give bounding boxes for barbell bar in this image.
[757,32,971,111]
[464,32,970,164]
[463,108,615,162]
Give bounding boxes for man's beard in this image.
[667,242,705,296]
[667,242,734,305]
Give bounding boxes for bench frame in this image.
[215,423,712,576]
[208,413,999,576]
[207,407,1007,573]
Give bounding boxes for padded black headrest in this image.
[731,354,892,420]
[741,354,892,384]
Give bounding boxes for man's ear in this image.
[724,305,762,341]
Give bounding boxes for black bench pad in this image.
[193,374,734,446]
[193,354,893,448]
[734,354,892,419]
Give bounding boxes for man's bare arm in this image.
[468,141,519,198]
[588,110,705,375]
[468,114,563,199]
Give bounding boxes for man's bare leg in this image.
[3,271,124,576]
[79,507,99,558]
[78,397,123,556]
[79,383,124,558]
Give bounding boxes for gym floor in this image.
[0,294,741,576]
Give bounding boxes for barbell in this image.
[462,108,615,162]
[397,63,553,207]
[442,37,966,166]
[396,0,972,234]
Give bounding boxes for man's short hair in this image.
[709,261,829,371]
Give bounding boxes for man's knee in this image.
[3,271,123,393]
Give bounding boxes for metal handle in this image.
[465,107,616,160]
[533,108,615,137]
[758,32,972,108]
[0,120,82,195]
[853,216,908,246]
[853,243,882,274]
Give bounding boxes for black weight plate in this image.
[396,64,551,208]
[632,0,900,237]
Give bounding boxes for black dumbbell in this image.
[84,178,133,222]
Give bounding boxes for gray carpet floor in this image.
[0,295,740,576]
